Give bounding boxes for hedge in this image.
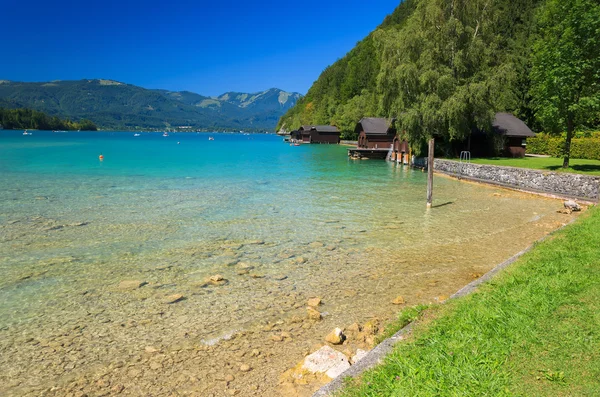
[527,135,600,160]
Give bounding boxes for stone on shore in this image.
[363,319,379,335]
[564,200,581,212]
[302,346,350,379]
[239,364,251,372]
[307,307,322,321]
[325,328,345,345]
[118,280,147,290]
[351,349,368,364]
[392,296,406,305]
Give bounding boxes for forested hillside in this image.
[277,0,600,152]
[0,108,97,131]
[0,80,301,132]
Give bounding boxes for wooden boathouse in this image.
[298,125,341,144]
[349,118,409,161]
[356,118,397,149]
[467,113,536,158]
[492,113,536,158]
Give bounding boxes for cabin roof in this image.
[300,125,340,133]
[356,118,395,135]
[493,113,535,138]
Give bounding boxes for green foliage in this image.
[278,0,546,148]
[0,108,97,131]
[280,0,600,154]
[0,81,301,132]
[277,0,419,138]
[527,134,600,160]
[529,0,600,167]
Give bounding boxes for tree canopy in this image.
[278,0,600,152]
[529,0,600,167]
[0,108,97,131]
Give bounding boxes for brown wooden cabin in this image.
[355,118,397,149]
[493,113,536,157]
[468,113,536,158]
[298,125,341,144]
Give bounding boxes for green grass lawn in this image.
[339,206,600,397]
[467,157,600,176]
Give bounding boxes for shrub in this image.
[527,134,600,160]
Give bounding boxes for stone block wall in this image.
[432,159,600,202]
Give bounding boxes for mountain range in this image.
[0,79,302,131]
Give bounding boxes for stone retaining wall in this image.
[433,159,600,202]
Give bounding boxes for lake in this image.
[0,130,574,396]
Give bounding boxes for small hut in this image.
[355,118,397,149]
[492,113,536,158]
[298,125,341,144]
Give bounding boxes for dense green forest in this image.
[0,80,301,132]
[0,108,97,131]
[277,0,600,164]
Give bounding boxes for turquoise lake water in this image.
[0,130,574,396]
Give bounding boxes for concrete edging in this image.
[313,217,578,397]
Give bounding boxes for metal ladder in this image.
[459,151,471,178]
[386,147,394,162]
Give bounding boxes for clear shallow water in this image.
[0,131,575,396]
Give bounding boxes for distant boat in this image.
[209,137,215,141]
[163,132,169,137]
[23,130,32,136]
[134,133,141,137]
[294,143,301,146]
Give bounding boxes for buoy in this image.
[99,154,104,161]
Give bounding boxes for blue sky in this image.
[1,0,401,96]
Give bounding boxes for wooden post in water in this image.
[426,138,435,209]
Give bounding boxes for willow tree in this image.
[530,0,600,168]
[374,0,538,153]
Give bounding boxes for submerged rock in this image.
[302,346,350,379]
[118,280,147,290]
[307,297,322,307]
[306,307,322,321]
[165,294,185,304]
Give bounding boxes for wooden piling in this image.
[426,138,435,208]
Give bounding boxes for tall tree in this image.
[530,0,600,168]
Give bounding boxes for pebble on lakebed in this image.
[307,307,322,321]
[164,294,185,304]
[117,280,147,290]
